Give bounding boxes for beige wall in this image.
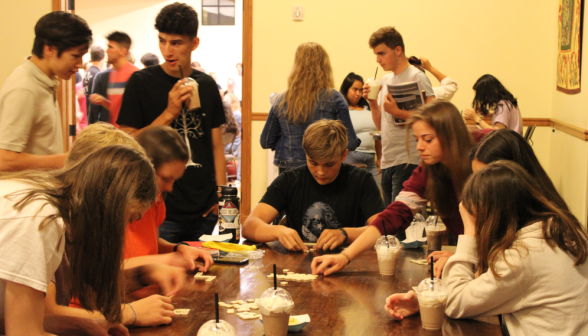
[549,7,588,224]
[250,0,559,212]
[76,0,242,88]
[0,0,51,85]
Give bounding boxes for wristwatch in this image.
[339,228,349,243]
[174,241,189,252]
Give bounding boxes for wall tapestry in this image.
[557,0,584,94]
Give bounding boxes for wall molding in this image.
[251,114,588,141]
[252,112,268,121]
[551,118,588,141]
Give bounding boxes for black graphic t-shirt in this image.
[260,164,385,241]
[118,66,226,221]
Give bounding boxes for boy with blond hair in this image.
[243,119,384,252]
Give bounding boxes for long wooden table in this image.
[130,243,502,335]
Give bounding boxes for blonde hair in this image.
[66,122,145,165]
[278,42,335,124]
[302,119,347,161]
[227,93,240,112]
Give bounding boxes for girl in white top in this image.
[340,72,382,185]
[0,146,158,335]
[463,74,523,134]
[385,159,588,336]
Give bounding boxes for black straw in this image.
[382,220,390,248]
[430,256,434,281]
[215,293,219,324]
[179,64,184,79]
[273,264,277,290]
[374,67,378,80]
[434,215,438,227]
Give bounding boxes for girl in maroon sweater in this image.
[312,100,473,276]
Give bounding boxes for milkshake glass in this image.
[183,77,201,111]
[416,278,447,330]
[425,223,446,252]
[374,235,401,276]
[258,287,294,336]
[197,319,236,336]
[366,77,382,100]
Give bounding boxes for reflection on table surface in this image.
[130,242,501,335]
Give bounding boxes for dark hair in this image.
[472,74,518,116]
[140,52,160,67]
[32,11,92,58]
[471,129,569,212]
[2,145,157,323]
[339,72,370,109]
[136,126,189,169]
[106,31,132,50]
[407,100,473,218]
[89,45,104,62]
[155,2,199,39]
[221,100,239,135]
[408,56,424,72]
[462,161,588,277]
[369,26,405,54]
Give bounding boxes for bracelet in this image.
[341,252,352,265]
[339,228,349,243]
[174,241,189,252]
[127,303,137,326]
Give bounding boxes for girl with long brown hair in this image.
[383,161,588,335]
[261,42,360,172]
[0,145,157,335]
[312,100,473,275]
[443,161,588,335]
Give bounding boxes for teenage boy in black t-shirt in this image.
[118,3,226,243]
[243,120,385,252]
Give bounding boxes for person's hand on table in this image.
[316,229,346,251]
[462,108,480,123]
[176,245,214,272]
[311,254,349,276]
[128,295,175,327]
[141,264,187,296]
[276,226,307,252]
[385,291,420,320]
[426,250,454,279]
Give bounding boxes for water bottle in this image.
[218,184,240,243]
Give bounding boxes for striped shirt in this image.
[107,62,138,127]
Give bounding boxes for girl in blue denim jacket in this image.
[260,42,360,171]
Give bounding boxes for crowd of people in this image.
[0,2,585,336]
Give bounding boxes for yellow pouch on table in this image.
[202,241,257,253]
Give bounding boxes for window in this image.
[202,0,235,26]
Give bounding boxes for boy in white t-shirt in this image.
[363,27,435,206]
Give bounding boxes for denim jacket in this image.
[260,89,360,169]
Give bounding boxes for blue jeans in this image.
[344,151,380,190]
[381,164,418,206]
[159,213,219,243]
